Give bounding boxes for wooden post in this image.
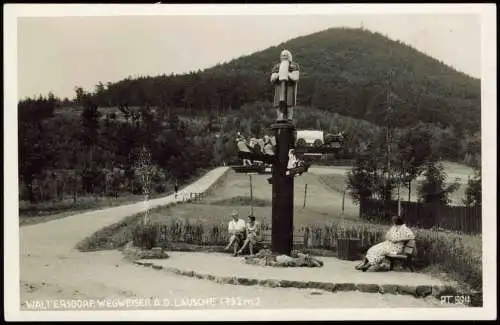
[248,173,255,216]
[303,184,308,208]
[271,121,295,255]
[397,176,401,216]
[342,189,346,215]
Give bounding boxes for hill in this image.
[92,27,480,134]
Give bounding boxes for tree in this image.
[393,123,435,201]
[134,146,154,225]
[464,167,481,207]
[418,159,459,205]
[80,95,101,196]
[18,96,56,203]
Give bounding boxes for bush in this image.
[131,222,160,249]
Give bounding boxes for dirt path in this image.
[16,166,447,316]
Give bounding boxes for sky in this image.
[16,9,482,100]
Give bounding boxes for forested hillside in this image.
[85,27,480,134]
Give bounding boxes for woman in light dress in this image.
[237,215,261,256]
[355,216,415,271]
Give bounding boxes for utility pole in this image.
[385,64,393,215]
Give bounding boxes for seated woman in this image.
[355,216,415,272]
[236,215,261,256]
[285,149,307,176]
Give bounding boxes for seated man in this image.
[224,209,247,256]
[236,134,252,166]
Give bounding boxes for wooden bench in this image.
[386,239,416,272]
[259,229,306,250]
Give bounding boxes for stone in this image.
[380,284,399,295]
[152,264,163,270]
[432,285,456,298]
[335,283,357,291]
[356,284,380,293]
[238,278,258,286]
[261,280,280,288]
[323,283,336,292]
[310,290,323,295]
[243,250,323,268]
[415,286,433,297]
[151,247,163,255]
[276,255,294,264]
[398,285,417,296]
[278,280,294,288]
[307,281,326,290]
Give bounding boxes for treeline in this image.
[18,90,481,206]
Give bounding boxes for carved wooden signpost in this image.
[234,49,307,256]
[269,50,301,255]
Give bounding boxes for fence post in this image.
[303,184,308,209]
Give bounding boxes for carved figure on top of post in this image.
[270,50,300,122]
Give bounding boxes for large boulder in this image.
[244,249,323,268]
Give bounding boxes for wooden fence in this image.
[359,199,482,234]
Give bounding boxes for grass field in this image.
[204,169,359,220]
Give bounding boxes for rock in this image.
[276,255,294,264]
[243,251,323,268]
[432,285,456,298]
[380,284,399,295]
[151,247,163,256]
[398,285,417,296]
[335,283,356,291]
[323,283,336,292]
[310,290,323,295]
[416,286,433,297]
[357,284,380,293]
[238,278,258,286]
[307,281,327,290]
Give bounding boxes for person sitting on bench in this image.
[236,215,261,256]
[355,216,415,272]
[263,136,275,156]
[224,209,247,256]
[236,133,252,166]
